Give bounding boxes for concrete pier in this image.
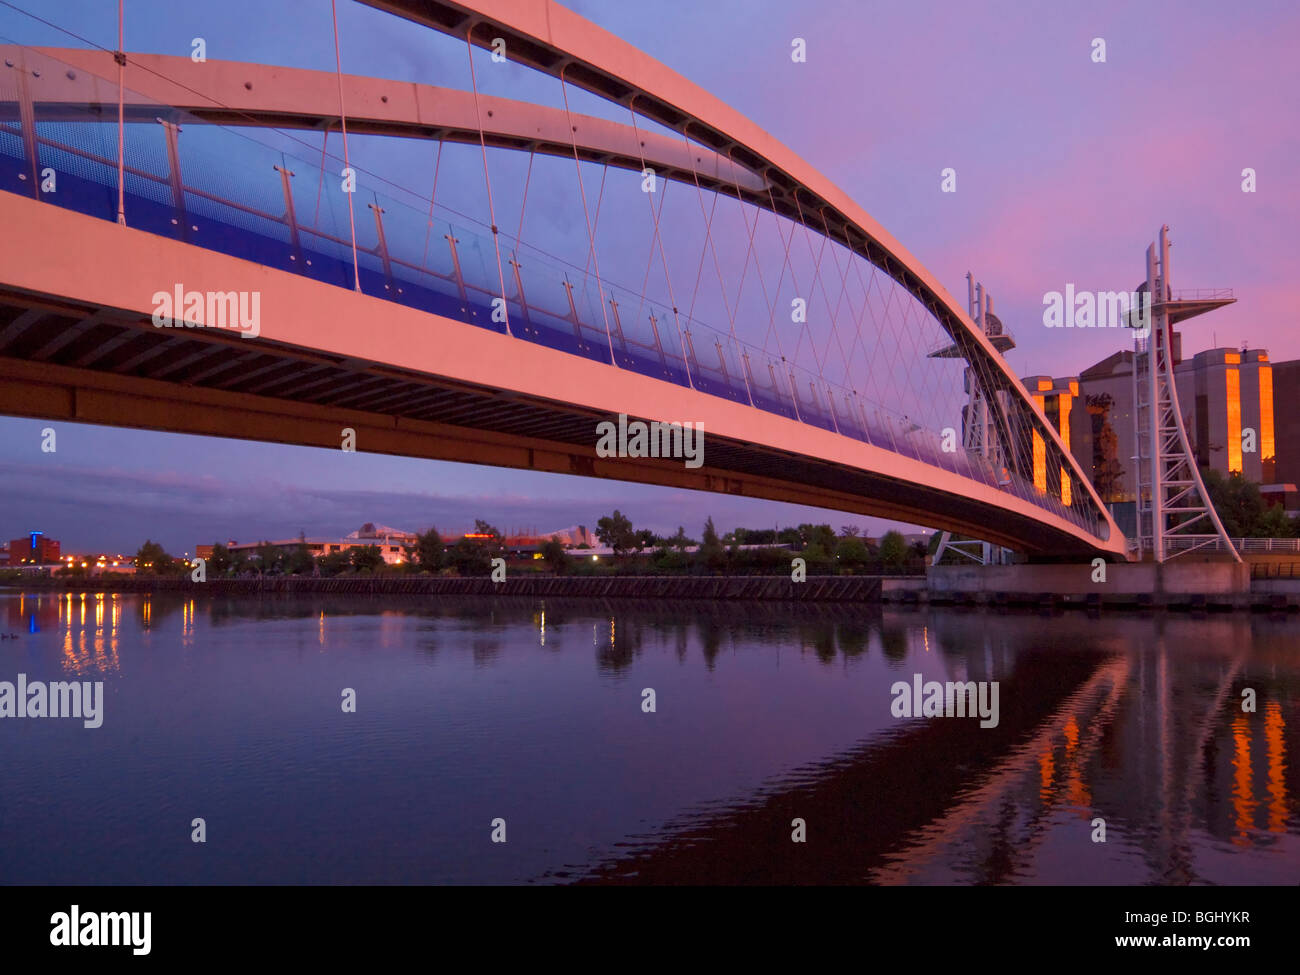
[917,561,1271,610]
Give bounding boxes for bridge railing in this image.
[0,42,1105,541]
[1171,536,1300,555]
[1169,288,1234,302]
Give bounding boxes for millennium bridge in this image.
[0,0,1125,557]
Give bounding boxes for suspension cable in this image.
[558,65,616,365]
[465,32,513,337]
[764,185,807,419]
[420,139,444,271]
[625,103,693,387]
[678,129,751,406]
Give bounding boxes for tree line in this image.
[108,516,925,579]
[117,520,515,579]
[591,510,925,574]
[91,468,1299,580]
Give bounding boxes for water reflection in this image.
[560,611,1298,885]
[0,591,1294,885]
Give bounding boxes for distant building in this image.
[502,525,594,550]
[1021,375,1080,505]
[1270,358,1300,494]
[1260,483,1299,512]
[1026,337,1278,508]
[5,531,60,566]
[224,523,418,566]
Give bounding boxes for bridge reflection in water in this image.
[561,608,1296,885]
[2,592,1295,884]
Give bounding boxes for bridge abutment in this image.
[923,561,1253,610]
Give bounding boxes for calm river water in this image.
[1,590,1296,884]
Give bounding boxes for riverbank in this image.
[8,565,1300,610]
[1,574,886,601]
[882,561,1300,612]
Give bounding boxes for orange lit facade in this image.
[1035,342,1278,511]
[1174,347,1272,484]
[1225,361,1242,474]
[1026,376,1077,506]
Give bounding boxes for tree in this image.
[635,529,656,554]
[667,526,697,551]
[840,524,861,538]
[407,527,445,572]
[777,526,801,546]
[134,540,174,575]
[596,510,638,558]
[540,536,570,573]
[1260,504,1296,539]
[446,538,491,575]
[702,517,720,547]
[699,516,725,569]
[1199,468,1298,538]
[350,544,385,573]
[285,532,315,575]
[836,535,870,568]
[1201,468,1266,537]
[797,523,836,551]
[878,530,908,570]
[1086,393,1125,502]
[230,548,254,576]
[801,542,834,572]
[653,544,688,571]
[317,550,352,577]
[254,540,285,575]
[207,542,232,577]
[472,519,504,555]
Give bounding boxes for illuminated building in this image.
[5,531,60,566]
[222,523,418,565]
[1022,376,1078,507]
[1029,337,1278,516]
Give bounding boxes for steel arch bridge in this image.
[0,0,1124,558]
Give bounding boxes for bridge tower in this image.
[932,274,1015,566]
[1131,225,1239,562]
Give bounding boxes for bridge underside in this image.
[0,285,1104,557]
[0,189,1122,557]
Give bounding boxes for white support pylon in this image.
[1132,225,1239,562]
[933,273,1010,566]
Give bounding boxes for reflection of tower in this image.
[932,274,1015,566]
[1132,226,1239,561]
